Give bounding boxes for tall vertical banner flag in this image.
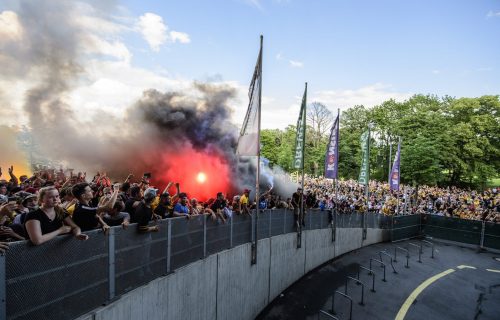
[358,130,370,185]
[324,112,339,179]
[293,84,307,169]
[390,139,401,191]
[236,41,262,156]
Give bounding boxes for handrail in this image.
[408,243,422,263]
[394,246,410,268]
[346,276,366,305]
[379,250,397,274]
[330,290,353,320]
[369,258,387,281]
[357,265,376,292]
[318,310,340,320]
[421,240,434,258]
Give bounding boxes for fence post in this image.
[167,219,172,273]
[269,210,272,238]
[284,209,287,234]
[480,221,485,249]
[0,252,6,320]
[203,214,207,258]
[108,228,116,301]
[230,214,233,248]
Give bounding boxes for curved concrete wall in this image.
[77,227,388,320]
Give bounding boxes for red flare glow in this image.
[154,146,232,202]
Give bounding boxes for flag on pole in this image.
[358,130,370,185]
[236,41,262,156]
[324,111,339,179]
[390,138,401,191]
[293,83,307,169]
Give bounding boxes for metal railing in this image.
[1,211,498,320]
[1,209,388,320]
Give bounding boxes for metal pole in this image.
[480,220,485,249]
[0,250,6,320]
[167,219,172,273]
[203,214,207,258]
[108,228,116,301]
[388,137,392,184]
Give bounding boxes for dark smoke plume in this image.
[2,0,294,198]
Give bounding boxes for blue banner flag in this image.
[390,139,401,191]
[324,112,339,179]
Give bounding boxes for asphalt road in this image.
[257,239,500,320]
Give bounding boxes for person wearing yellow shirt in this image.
[239,189,251,215]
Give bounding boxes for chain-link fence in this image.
[1,210,497,320]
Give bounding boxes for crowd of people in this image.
[0,165,498,247]
[298,176,500,223]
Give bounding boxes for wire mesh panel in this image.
[484,222,500,250]
[114,220,168,296]
[257,210,271,240]
[232,214,252,247]
[366,213,378,228]
[6,230,108,320]
[349,213,363,228]
[422,215,481,245]
[379,214,393,229]
[336,213,346,228]
[392,214,421,241]
[206,216,230,255]
[270,209,286,236]
[309,210,323,230]
[283,209,296,234]
[170,215,204,271]
[320,210,333,228]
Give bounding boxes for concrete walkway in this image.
[257,240,500,320]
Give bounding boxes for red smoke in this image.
[153,146,232,201]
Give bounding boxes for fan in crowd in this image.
[0,165,498,246]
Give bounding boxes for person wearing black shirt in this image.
[24,186,87,245]
[135,188,161,233]
[210,192,228,223]
[292,187,304,228]
[72,182,118,232]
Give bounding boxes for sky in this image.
[1,0,499,130]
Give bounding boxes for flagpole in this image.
[252,35,263,264]
[334,108,340,213]
[395,137,401,215]
[300,82,307,227]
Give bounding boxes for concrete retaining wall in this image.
[77,227,386,320]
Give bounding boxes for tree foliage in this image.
[259,95,500,188]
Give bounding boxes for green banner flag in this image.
[358,130,370,185]
[293,83,307,169]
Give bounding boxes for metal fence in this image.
[0,210,498,320]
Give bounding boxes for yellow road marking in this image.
[395,269,455,320]
[486,269,500,273]
[457,265,476,269]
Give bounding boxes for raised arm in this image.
[162,181,174,195]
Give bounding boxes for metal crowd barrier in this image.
[1,210,498,320]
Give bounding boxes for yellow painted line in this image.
[486,269,500,273]
[457,265,476,269]
[395,269,455,320]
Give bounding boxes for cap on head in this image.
[244,189,250,194]
[143,188,158,200]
